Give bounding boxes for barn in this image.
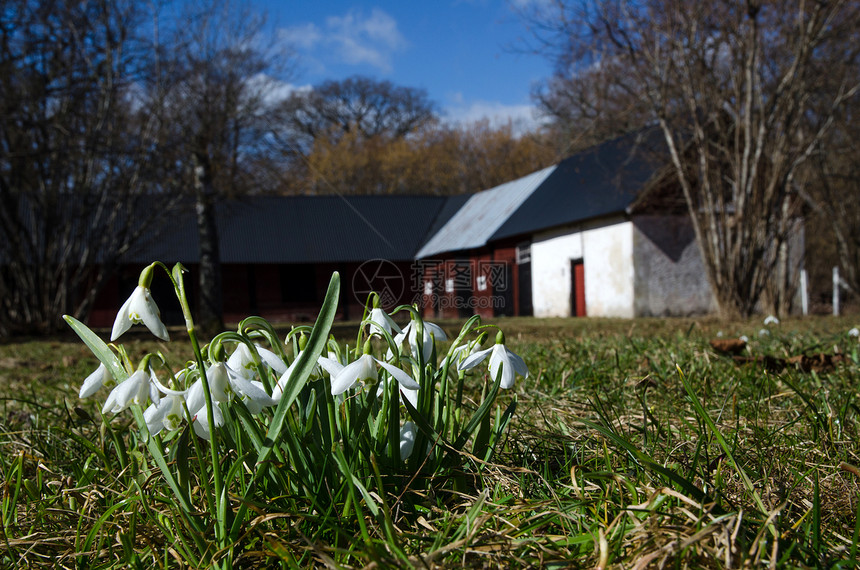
[415,130,717,318]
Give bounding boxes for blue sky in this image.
[253,1,551,129]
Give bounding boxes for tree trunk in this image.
[194,154,224,336]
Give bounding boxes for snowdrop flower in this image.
[227,343,287,379]
[102,369,151,414]
[399,421,417,460]
[208,361,275,410]
[192,401,224,440]
[330,345,420,396]
[450,332,488,366]
[143,393,185,436]
[111,284,169,342]
[763,315,780,326]
[366,307,401,337]
[391,319,447,361]
[848,327,859,337]
[79,363,111,398]
[739,335,750,343]
[458,331,528,389]
[204,361,232,403]
[271,352,331,402]
[758,328,770,337]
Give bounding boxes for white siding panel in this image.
[582,221,635,318]
[531,218,635,318]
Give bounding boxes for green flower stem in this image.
[165,263,227,555]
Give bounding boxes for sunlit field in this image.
[2,310,859,568]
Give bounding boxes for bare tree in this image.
[0,0,174,336]
[522,0,860,318]
[273,75,437,169]
[154,0,292,333]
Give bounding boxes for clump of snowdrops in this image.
[64,262,526,567]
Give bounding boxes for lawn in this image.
[1,312,859,568]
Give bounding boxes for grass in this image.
[1,315,859,568]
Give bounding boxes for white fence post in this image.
[833,266,840,316]
[800,269,808,316]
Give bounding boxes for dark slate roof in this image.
[490,129,665,241]
[126,194,462,264]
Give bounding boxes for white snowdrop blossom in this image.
[205,362,232,403]
[848,327,859,337]
[111,285,169,342]
[79,363,111,398]
[392,320,447,361]
[763,315,780,326]
[330,353,419,396]
[192,401,224,440]
[207,361,275,411]
[458,334,528,389]
[739,335,750,343]
[399,421,417,460]
[102,369,151,414]
[758,328,770,337]
[227,343,287,379]
[450,334,488,366]
[143,393,185,436]
[366,308,401,337]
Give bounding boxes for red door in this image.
[571,260,586,317]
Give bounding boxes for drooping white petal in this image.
[241,380,275,414]
[257,345,287,377]
[367,308,401,337]
[317,355,344,377]
[102,369,149,414]
[376,360,420,391]
[229,374,275,411]
[423,322,447,343]
[144,394,184,436]
[330,354,376,395]
[192,402,224,440]
[450,339,482,365]
[488,345,516,389]
[411,322,443,362]
[134,287,169,341]
[184,379,205,419]
[487,344,528,389]
[149,371,162,406]
[205,362,232,403]
[457,347,493,372]
[399,421,417,460]
[79,363,110,398]
[111,286,169,341]
[110,295,135,341]
[400,386,418,409]
[226,344,257,379]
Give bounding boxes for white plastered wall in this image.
[531,217,635,318]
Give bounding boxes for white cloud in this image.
[246,74,311,108]
[280,23,322,50]
[443,97,544,134]
[278,8,406,74]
